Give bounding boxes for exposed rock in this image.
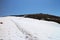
[0,22,3,24]
[24,13,60,24]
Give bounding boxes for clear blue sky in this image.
[0,0,60,16]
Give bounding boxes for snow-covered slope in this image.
[0,16,60,40]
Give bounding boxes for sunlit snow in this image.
[0,16,60,40]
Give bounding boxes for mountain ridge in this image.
[10,13,60,24]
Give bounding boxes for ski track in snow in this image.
[0,16,60,40]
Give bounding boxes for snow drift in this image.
[0,14,60,40]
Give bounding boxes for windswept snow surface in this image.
[0,16,60,40]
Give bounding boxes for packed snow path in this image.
[0,16,60,40]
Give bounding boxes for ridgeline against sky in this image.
[11,13,60,24]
